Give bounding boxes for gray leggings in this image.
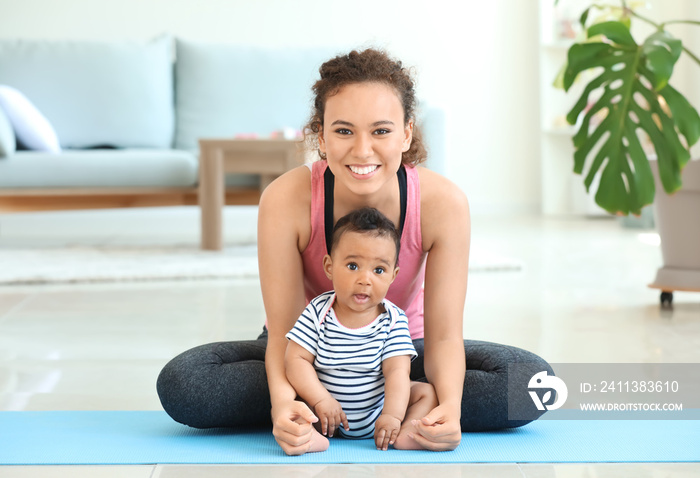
[156,329,553,431]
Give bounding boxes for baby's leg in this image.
[393,382,439,450]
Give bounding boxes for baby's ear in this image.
[323,254,333,280]
[390,266,400,283]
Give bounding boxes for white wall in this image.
[662,1,700,159]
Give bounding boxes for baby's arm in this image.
[285,340,349,437]
[375,354,412,450]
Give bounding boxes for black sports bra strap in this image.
[397,165,408,234]
[323,167,335,255]
[323,165,408,254]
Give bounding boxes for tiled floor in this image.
[0,206,698,477]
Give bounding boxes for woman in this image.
[157,48,552,455]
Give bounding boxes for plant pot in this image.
[618,204,655,229]
[649,158,700,307]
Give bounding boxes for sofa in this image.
[0,36,446,211]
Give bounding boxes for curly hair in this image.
[303,48,427,167]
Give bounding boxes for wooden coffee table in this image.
[198,138,301,250]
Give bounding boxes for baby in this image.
[285,207,437,452]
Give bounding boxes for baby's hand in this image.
[313,397,349,437]
[374,414,401,450]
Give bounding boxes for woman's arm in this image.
[258,166,317,455]
[412,168,470,451]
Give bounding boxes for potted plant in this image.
[556,0,700,306]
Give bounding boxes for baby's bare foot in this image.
[393,422,427,450]
[394,433,424,450]
[307,428,330,453]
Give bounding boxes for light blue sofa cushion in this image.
[0,103,15,157]
[174,40,337,152]
[0,150,197,188]
[0,36,174,149]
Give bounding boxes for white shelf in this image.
[542,41,576,50]
[539,0,608,217]
[543,127,576,136]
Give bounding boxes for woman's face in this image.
[319,82,413,197]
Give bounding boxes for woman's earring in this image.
[319,150,327,160]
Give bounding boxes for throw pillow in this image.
[0,85,61,153]
[0,102,15,157]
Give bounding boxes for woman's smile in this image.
[348,164,379,178]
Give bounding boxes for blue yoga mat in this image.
[0,411,697,464]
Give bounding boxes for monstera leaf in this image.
[564,21,700,215]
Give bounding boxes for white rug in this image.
[0,245,259,285]
[0,244,522,285]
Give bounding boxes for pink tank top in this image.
[301,161,427,339]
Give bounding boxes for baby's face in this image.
[324,231,398,317]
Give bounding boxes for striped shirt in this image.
[286,291,417,439]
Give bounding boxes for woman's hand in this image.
[408,404,462,451]
[271,400,319,456]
